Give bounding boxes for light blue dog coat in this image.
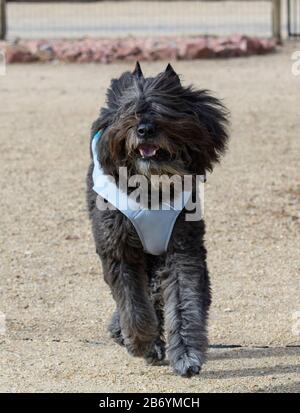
[92,131,192,255]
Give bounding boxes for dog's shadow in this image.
[202,344,300,384]
[208,344,300,361]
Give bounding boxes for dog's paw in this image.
[170,352,203,378]
[144,339,166,365]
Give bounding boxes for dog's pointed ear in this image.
[132,61,144,79]
[165,63,180,82]
[165,63,176,74]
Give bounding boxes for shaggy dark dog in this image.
[86,63,229,377]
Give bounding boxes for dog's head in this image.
[93,63,229,178]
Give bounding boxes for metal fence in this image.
[288,0,300,37]
[0,1,289,41]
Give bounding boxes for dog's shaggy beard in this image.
[98,115,216,180]
[127,130,187,178]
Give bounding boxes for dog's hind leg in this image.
[108,309,124,347]
[144,255,166,365]
[144,269,166,365]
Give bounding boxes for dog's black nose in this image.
[137,122,155,139]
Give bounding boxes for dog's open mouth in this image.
[138,144,159,159]
[137,144,171,162]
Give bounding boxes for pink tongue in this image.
[139,145,158,158]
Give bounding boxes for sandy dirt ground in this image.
[0,43,300,393]
[7,1,279,39]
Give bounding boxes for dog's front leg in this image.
[104,258,159,358]
[163,247,211,377]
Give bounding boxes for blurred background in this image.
[0,0,299,41]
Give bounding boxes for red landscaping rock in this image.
[0,35,277,64]
[4,43,37,63]
[178,38,213,59]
